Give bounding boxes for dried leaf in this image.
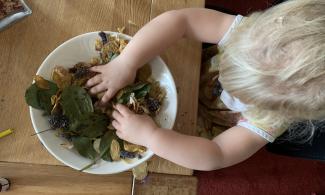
[137,64,152,82]
[123,141,146,153]
[93,138,101,153]
[99,131,115,161]
[25,84,42,109]
[95,39,103,51]
[110,139,121,161]
[34,75,49,89]
[52,66,72,89]
[60,86,94,123]
[72,137,98,160]
[132,162,148,180]
[77,113,109,138]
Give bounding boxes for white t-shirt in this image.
[217,15,276,142]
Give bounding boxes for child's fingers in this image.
[115,104,132,117]
[112,120,121,130]
[115,130,123,139]
[101,88,116,103]
[90,65,103,73]
[89,83,107,94]
[112,110,123,121]
[86,75,102,87]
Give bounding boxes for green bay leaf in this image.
[60,86,93,121]
[72,137,98,160]
[99,131,115,161]
[25,84,42,109]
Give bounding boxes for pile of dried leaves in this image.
[25,31,165,171]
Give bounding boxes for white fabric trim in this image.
[218,15,244,47]
[238,121,275,142]
[220,90,249,112]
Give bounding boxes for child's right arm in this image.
[86,8,235,103]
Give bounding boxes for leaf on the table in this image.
[132,162,148,181]
[72,137,98,160]
[77,113,109,138]
[60,86,93,121]
[99,131,115,161]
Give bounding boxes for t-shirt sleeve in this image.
[237,118,287,142]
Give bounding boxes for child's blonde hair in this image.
[219,0,325,139]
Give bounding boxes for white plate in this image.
[29,31,177,174]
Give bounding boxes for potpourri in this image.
[25,31,166,171]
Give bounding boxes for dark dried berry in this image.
[74,67,90,79]
[146,98,160,113]
[120,150,136,159]
[48,114,69,130]
[69,67,77,74]
[98,31,108,45]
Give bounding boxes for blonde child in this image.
[86,0,325,170]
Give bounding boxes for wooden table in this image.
[0,0,203,194]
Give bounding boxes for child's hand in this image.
[86,57,136,104]
[112,104,159,147]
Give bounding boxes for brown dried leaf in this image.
[149,81,165,102]
[132,162,148,181]
[123,141,146,153]
[110,139,121,161]
[51,90,62,114]
[34,75,49,89]
[95,39,103,51]
[52,66,72,89]
[137,64,152,82]
[118,39,128,53]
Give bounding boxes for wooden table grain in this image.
[0,0,203,178]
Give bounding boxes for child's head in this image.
[219,0,325,134]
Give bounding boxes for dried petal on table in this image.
[132,162,148,181]
[117,26,125,33]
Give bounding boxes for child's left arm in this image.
[112,104,268,171]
